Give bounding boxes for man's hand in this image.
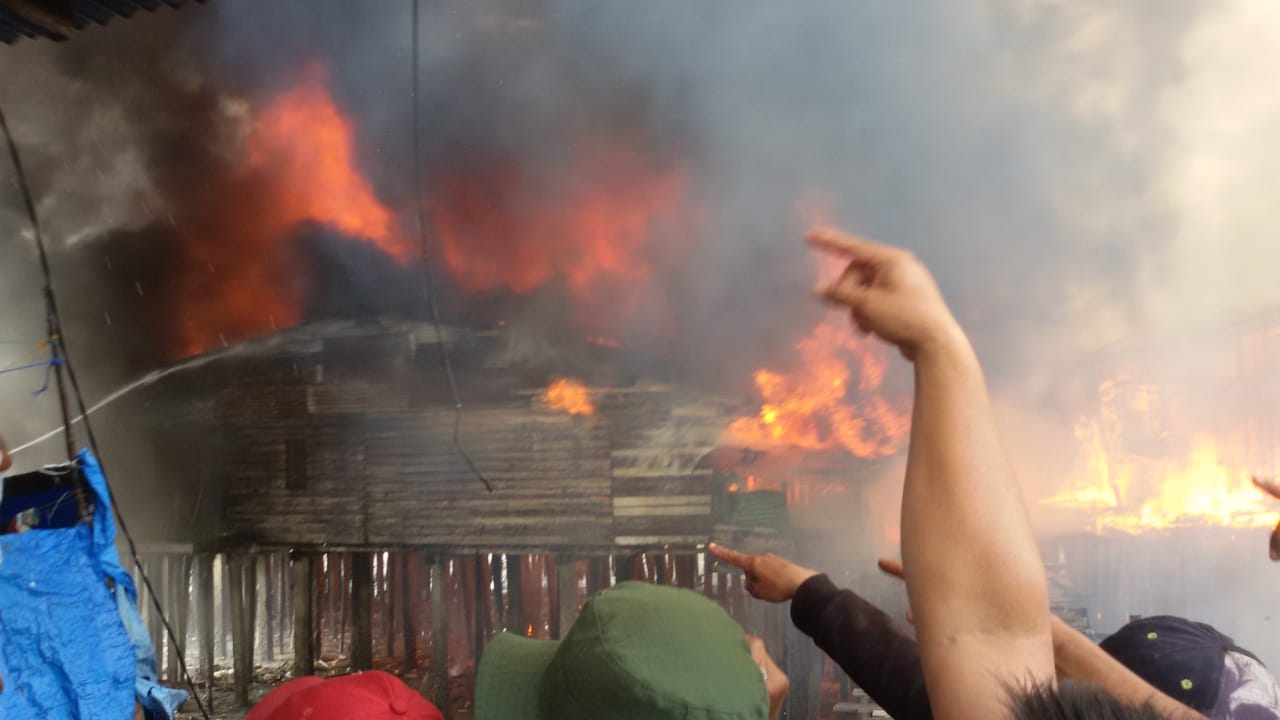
[807,227,963,361]
[1253,475,1280,501]
[747,635,788,720]
[1,433,11,472]
[707,543,819,603]
[1251,477,1280,561]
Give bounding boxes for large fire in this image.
[173,67,408,357]
[724,315,911,458]
[429,143,685,331]
[542,378,596,416]
[1044,381,1279,532]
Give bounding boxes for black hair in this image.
[1008,680,1168,720]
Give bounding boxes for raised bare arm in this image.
[810,228,1053,720]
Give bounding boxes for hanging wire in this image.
[411,0,492,493]
[0,103,212,720]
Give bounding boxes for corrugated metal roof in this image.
[0,0,202,45]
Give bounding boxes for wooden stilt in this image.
[401,552,417,674]
[426,555,449,715]
[386,552,397,661]
[314,555,325,660]
[219,555,231,660]
[473,555,487,663]
[229,553,258,708]
[350,552,373,671]
[507,554,523,636]
[167,554,193,684]
[675,554,697,590]
[291,551,316,678]
[490,553,505,631]
[556,556,577,637]
[263,554,275,663]
[586,556,603,595]
[279,551,290,657]
[337,554,347,655]
[548,556,561,640]
[198,554,215,712]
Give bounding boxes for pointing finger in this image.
[877,557,905,580]
[708,542,754,571]
[805,227,897,263]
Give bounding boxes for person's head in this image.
[1009,680,1166,720]
[474,581,781,720]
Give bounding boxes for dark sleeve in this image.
[790,574,932,720]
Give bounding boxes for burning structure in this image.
[5,1,1280,718]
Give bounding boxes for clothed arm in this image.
[1051,616,1206,720]
[791,574,932,720]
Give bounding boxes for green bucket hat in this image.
[475,581,768,720]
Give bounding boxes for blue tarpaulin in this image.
[0,451,187,719]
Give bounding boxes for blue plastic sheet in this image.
[0,451,188,719]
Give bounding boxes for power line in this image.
[0,102,211,720]
[410,0,492,493]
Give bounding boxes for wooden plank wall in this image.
[213,326,740,553]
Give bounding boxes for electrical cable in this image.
[410,0,492,493]
[1,102,212,720]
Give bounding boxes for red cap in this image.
[247,671,444,720]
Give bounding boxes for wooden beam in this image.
[548,557,560,640]
[350,552,373,671]
[291,552,316,678]
[197,554,215,713]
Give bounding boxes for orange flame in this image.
[543,378,596,416]
[430,143,685,330]
[243,67,409,263]
[1044,382,1279,532]
[724,315,911,458]
[173,66,407,357]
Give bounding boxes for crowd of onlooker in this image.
[5,228,1279,720]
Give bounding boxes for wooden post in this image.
[147,557,165,673]
[506,554,523,636]
[473,554,486,663]
[548,556,561,640]
[426,556,449,715]
[386,553,397,661]
[556,556,578,638]
[586,556,603,595]
[263,554,275,663]
[167,555,193,685]
[490,554,505,631]
[675,554,697,590]
[314,555,325,659]
[401,552,416,674]
[350,552,373,671]
[336,554,347,655]
[613,553,633,584]
[279,551,290,657]
[229,553,258,708]
[220,555,231,660]
[197,554,215,712]
[292,552,316,678]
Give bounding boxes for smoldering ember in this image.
[1,2,1279,720]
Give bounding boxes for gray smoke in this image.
[5,0,1278,664]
